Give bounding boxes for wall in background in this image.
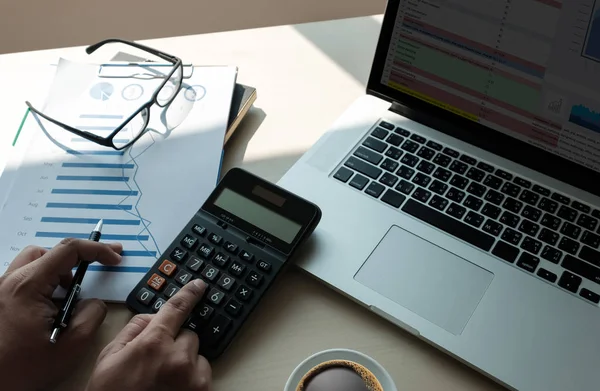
[0,0,386,54]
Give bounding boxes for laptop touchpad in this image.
[354,226,493,335]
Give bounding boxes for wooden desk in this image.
[0,16,505,391]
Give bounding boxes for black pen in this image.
[50,219,104,343]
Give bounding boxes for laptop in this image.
[277,1,600,390]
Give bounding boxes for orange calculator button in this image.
[158,260,177,276]
[147,273,166,291]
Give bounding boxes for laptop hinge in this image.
[390,101,407,116]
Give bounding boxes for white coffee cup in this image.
[284,348,397,391]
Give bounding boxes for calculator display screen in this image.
[213,188,302,243]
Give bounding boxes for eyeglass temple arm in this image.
[86,38,179,63]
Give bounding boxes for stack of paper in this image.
[0,58,237,302]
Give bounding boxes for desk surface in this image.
[0,16,505,391]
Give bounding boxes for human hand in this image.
[86,279,212,391]
[0,239,122,391]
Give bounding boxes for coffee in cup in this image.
[295,359,384,391]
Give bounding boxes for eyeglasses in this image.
[26,38,183,150]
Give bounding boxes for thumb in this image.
[61,299,107,347]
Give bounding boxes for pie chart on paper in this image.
[90,82,114,101]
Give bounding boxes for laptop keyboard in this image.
[333,120,600,305]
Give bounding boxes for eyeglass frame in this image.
[25,38,183,150]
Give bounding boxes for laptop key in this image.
[571,201,590,214]
[467,183,487,197]
[381,158,399,173]
[401,140,420,153]
[363,137,387,153]
[395,180,415,195]
[551,193,571,205]
[426,140,443,151]
[558,270,582,293]
[532,185,551,197]
[483,175,503,190]
[459,154,477,165]
[466,167,485,182]
[354,147,383,165]
[412,187,432,203]
[476,162,494,173]
[482,203,501,219]
[379,121,395,131]
[538,198,558,214]
[563,256,600,286]
[412,173,431,188]
[558,237,580,255]
[517,253,539,273]
[540,214,561,230]
[484,190,505,206]
[541,246,562,264]
[464,195,483,212]
[371,127,389,140]
[433,153,452,168]
[502,228,522,245]
[538,228,559,246]
[560,222,582,240]
[365,182,385,198]
[464,211,485,228]
[521,237,542,255]
[581,231,600,249]
[416,161,435,175]
[397,165,415,180]
[386,133,404,147]
[500,211,520,228]
[580,288,600,304]
[450,175,469,190]
[446,188,466,203]
[537,268,557,283]
[433,167,452,182]
[395,127,410,137]
[381,189,406,208]
[379,173,399,188]
[577,215,598,231]
[334,167,353,183]
[521,205,542,222]
[385,146,403,160]
[417,146,436,161]
[503,197,523,213]
[402,199,495,251]
[429,180,448,196]
[557,205,578,222]
[442,147,460,158]
[580,246,600,267]
[519,190,540,206]
[429,195,449,211]
[513,177,532,189]
[593,209,600,219]
[449,160,468,175]
[495,169,513,180]
[344,157,382,179]
[492,241,519,263]
[401,154,419,168]
[410,134,426,144]
[483,220,503,236]
[349,174,369,190]
[501,182,521,198]
[518,220,540,236]
[447,203,467,219]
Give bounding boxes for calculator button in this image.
[158,260,177,276]
[151,298,166,313]
[207,288,226,305]
[147,273,166,291]
[257,260,271,273]
[229,261,246,276]
[224,242,239,254]
[170,247,188,263]
[185,256,204,272]
[225,299,243,317]
[136,288,155,305]
[197,243,215,259]
[236,285,253,302]
[201,265,220,282]
[217,274,236,291]
[208,233,223,245]
[246,271,264,287]
[201,314,231,346]
[213,253,230,268]
[164,283,180,298]
[181,234,198,250]
[192,224,207,237]
[196,303,214,320]
[174,270,193,286]
[239,250,254,263]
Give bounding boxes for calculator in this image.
[126,167,321,360]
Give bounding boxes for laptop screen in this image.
[371,0,600,181]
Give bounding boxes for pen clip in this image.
[60,284,81,327]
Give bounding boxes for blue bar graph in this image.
[79,114,124,119]
[46,203,132,210]
[62,163,135,169]
[56,175,129,182]
[77,126,116,131]
[122,251,157,257]
[41,217,141,225]
[86,265,150,273]
[51,189,138,196]
[36,232,149,241]
[67,150,125,156]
